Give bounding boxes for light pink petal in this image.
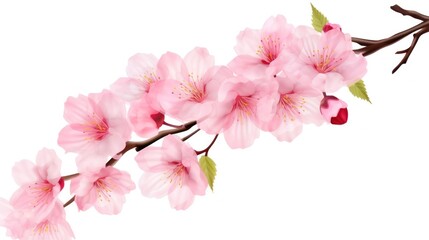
[22,203,74,240]
[162,135,186,162]
[184,47,214,78]
[75,153,106,173]
[257,94,281,131]
[57,125,90,152]
[173,100,213,123]
[105,168,135,194]
[0,198,12,226]
[157,52,188,81]
[110,77,146,102]
[155,80,183,115]
[71,174,96,197]
[338,53,367,85]
[139,172,170,198]
[10,186,56,223]
[203,66,234,102]
[94,133,127,158]
[312,73,344,93]
[98,90,127,123]
[234,28,261,57]
[228,55,268,78]
[135,147,173,172]
[35,148,61,184]
[271,120,303,142]
[93,191,125,215]
[75,188,97,211]
[197,102,234,134]
[12,160,38,185]
[168,185,195,210]
[126,53,158,79]
[63,95,93,124]
[223,114,260,149]
[186,162,208,195]
[128,97,162,138]
[261,15,291,37]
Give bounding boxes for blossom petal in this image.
[184,47,214,78]
[139,172,170,198]
[168,185,195,210]
[223,114,260,149]
[136,147,173,172]
[110,77,146,102]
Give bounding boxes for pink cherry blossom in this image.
[320,95,348,125]
[9,148,64,223]
[228,15,294,79]
[1,198,74,240]
[21,202,74,240]
[153,48,231,122]
[135,134,207,210]
[70,166,135,215]
[110,53,160,102]
[199,76,277,148]
[128,97,164,138]
[58,90,131,172]
[259,74,324,141]
[288,28,367,92]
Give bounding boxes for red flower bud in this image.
[320,95,348,125]
[322,23,342,33]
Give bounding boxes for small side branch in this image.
[352,5,429,73]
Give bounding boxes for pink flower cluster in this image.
[0,13,366,240]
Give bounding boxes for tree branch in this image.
[352,5,429,73]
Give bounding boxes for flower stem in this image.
[182,129,201,142]
[196,134,219,156]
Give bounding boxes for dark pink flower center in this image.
[174,75,206,103]
[233,95,254,121]
[95,178,113,203]
[309,47,343,73]
[139,70,160,93]
[27,180,54,208]
[165,163,187,188]
[257,35,282,64]
[73,113,109,141]
[278,94,306,122]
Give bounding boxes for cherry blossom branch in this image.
[195,134,219,156]
[63,196,75,208]
[182,128,201,142]
[352,5,429,73]
[163,121,182,128]
[134,120,197,152]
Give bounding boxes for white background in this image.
[1,0,429,239]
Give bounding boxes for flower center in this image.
[233,95,254,121]
[139,69,160,92]
[309,46,343,73]
[278,94,306,122]
[256,34,282,64]
[28,180,54,208]
[79,113,109,141]
[165,164,186,188]
[95,178,113,203]
[173,73,206,102]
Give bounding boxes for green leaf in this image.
[311,3,329,32]
[348,80,372,103]
[199,156,217,191]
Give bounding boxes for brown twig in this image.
[352,5,429,73]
